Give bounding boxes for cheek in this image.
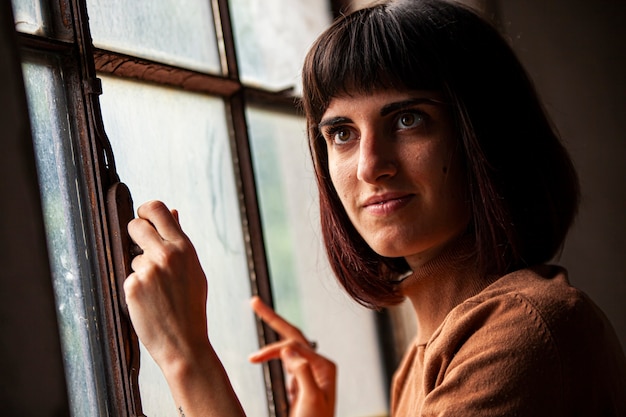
[441,154,471,223]
[328,155,353,198]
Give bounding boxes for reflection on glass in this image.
[22,56,108,417]
[98,75,266,416]
[86,0,220,74]
[247,107,389,416]
[11,0,47,35]
[229,0,331,91]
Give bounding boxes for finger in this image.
[287,373,299,403]
[250,296,307,343]
[249,339,319,364]
[129,252,155,274]
[248,339,292,363]
[128,217,166,251]
[171,208,180,225]
[281,348,319,398]
[136,200,182,242]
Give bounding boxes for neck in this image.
[399,236,493,344]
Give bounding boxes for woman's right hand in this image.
[248,297,336,417]
[124,200,210,370]
[124,201,246,417]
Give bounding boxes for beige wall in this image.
[500,0,626,350]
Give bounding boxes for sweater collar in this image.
[399,234,497,345]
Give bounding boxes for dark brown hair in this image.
[302,0,580,308]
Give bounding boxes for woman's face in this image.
[320,89,470,268]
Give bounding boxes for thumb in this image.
[170,208,180,225]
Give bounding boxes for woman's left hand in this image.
[248,297,336,417]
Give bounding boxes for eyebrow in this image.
[380,97,445,117]
[318,97,446,130]
[318,116,352,130]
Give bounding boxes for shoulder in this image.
[425,267,568,390]
[437,264,620,365]
[466,265,588,329]
[423,265,626,415]
[461,265,612,349]
[430,265,583,358]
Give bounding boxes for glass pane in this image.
[230,0,331,91]
[86,0,220,74]
[247,107,389,417]
[21,55,109,417]
[98,75,267,416]
[11,0,48,35]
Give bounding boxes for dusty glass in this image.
[229,0,331,91]
[11,0,48,35]
[86,0,220,73]
[22,55,109,417]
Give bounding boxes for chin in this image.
[368,242,412,259]
[367,234,456,261]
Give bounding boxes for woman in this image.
[125,0,626,416]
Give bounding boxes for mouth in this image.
[362,192,414,214]
[363,192,413,207]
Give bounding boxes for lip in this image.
[362,192,414,215]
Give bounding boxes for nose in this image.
[356,129,397,183]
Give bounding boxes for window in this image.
[10,0,395,416]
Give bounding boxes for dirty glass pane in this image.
[229,0,331,91]
[86,0,220,74]
[21,55,109,417]
[98,75,266,416]
[11,0,48,35]
[247,107,389,417]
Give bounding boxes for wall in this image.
[500,0,626,350]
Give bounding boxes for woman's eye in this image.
[396,112,424,129]
[331,127,353,144]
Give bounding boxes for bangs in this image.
[303,3,445,120]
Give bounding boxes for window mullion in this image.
[212,0,239,78]
[212,0,289,415]
[226,91,290,417]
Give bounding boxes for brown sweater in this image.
[391,264,626,416]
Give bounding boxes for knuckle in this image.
[284,340,301,350]
[151,243,183,267]
[142,200,166,212]
[292,360,309,373]
[127,217,142,234]
[152,246,172,265]
[123,274,140,298]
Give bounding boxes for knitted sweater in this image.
[391,263,626,416]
